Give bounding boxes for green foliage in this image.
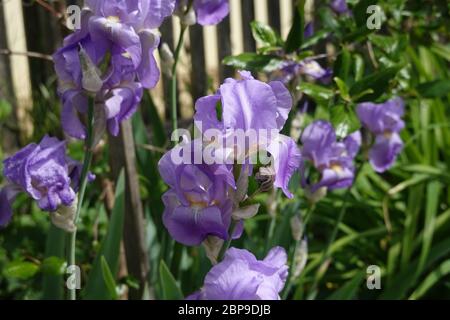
[285,0,305,53]
[159,261,183,300]
[1,0,450,302]
[83,171,125,299]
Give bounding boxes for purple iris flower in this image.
[0,136,88,226]
[357,97,405,173]
[194,71,301,198]
[187,247,288,300]
[177,0,229,26]
[158,141,241,246]
[300,121,361,193]
[53,1,173,139]
[276,59,332,85]
[86,0,176,30]
[331,0,350,14]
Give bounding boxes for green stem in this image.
[218,220,237,261]
[170,242,183,277]
[264,191,280,252]
[171,25,188,132]
[67,97,95,300]
[282,242,299,300]
[306,163,363,300]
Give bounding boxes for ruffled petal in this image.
[268,81,293,131]
[136,30,160,89]
[0,185,20,226]
[267,135,301,198]
[61,90,88,140]
[369,132,403,173]
[194,0,229,26]
[162,198,228,246]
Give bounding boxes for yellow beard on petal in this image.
[383,130,393,139]
[121,52,132,59]
[106,16,121,24]
[330,163,344,174]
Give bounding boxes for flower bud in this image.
[293,239,308,279]
[175,0,197,26]
[50,197,78,233]
[180,7,196,26]
[202,236,224,265]
[305,186,327,204]
[79,45,103,93]
[92,101,107,148]
[290,215,304,242]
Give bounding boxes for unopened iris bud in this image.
[202,236,224,265]
[180,7,196,26]
[305,186,327,204]
[290,215,304,242]
[293,239,308,279]
[50,198,78,233]
[175,0,197,26]
[79,45,103,93]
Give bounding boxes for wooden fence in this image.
[0,0,313,299]
[0,0,312,135]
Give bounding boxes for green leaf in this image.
[431,43,450,62]
[350,66,401,102]
[416,80,450,98]
[409,260,450,300]
[334,77,350,101]
[297,82,334,105]
[333,47,351,83]
[353,54,365,82]
[251,21,280,47]
[101,256,119,300]
[285,0,305,53]
[301,29,329,49]
[132,111,166,236]
[41,256,66,276]
[42,225,66,300]
[4,261,39,280]
[380,236,450,299]
[223,53,283,72]
[326,272,365,300]
[416,181,442,277]
[159,260,183,300]
[83,171,125,299]
[330,104,360,139]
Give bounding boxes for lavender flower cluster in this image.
[0,0,406,301]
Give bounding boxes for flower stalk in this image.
[171,2,193,132]
[67,97,95,300]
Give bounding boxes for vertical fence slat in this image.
[0,5,12,102]
[241,0,256,53]
[3,0,33,140]
[189,25,207,101]
[0,2,18,153]
[268,0,282,34]
[109,121,150,300]
[216,16,234,81]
